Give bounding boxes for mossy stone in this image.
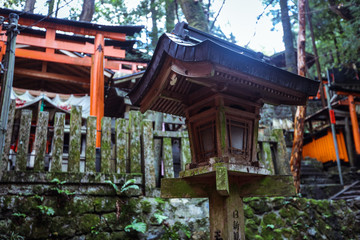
[77,214,100,233]
[246,219,259,231]
[248,198,271,214]
[244,204,254,219]
[93,197,117,213]
[50,216,77,237]
[261,212,284,228]
[279,205,299,219]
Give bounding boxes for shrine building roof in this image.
[129,22,320,116]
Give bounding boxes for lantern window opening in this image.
[226,117,252,161]
[194,119,217,163]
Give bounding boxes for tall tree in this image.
[79,0,95,22]
[24,0,36,13]
[165,0,176,32]
[177,0,208,32]
[290,0,306,194]
[279,0,296,73]
[150,0,159,48]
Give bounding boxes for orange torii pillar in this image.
[90,33,105,147]
[348,94,360,154]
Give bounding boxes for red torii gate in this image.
[0,8,146,146]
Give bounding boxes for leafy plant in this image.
[51,178,67,185]
[9,232,24,240]
[90,226,100,235]
[51,178,75,196]
[124,219,147,233]
[37,205,55,216]
[155,197,166,204]
[160,221,191,240]
[105,179,139,195]
[154,211,168,224]
[120,179,139,193]
[12,213,26,218]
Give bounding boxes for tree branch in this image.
[210,0,225,31]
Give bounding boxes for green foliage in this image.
[37,205,55,216]
[124,219,147,233]
[160,221,191,240]
[90,226,100,235]
[155,197,166,204]
[104,180,119,192]
[121,179,140,193]
[154,211,168,224]
[105,179,140,195]
[262,0,360,75]
[51,178,75,196]
[12,213,27,218]
[51,178,67,185]
[9,232,25,240]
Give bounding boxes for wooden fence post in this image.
[142,120,156,194]
[1,100,15,172]
[101,117,111,173]
[115,118,128,173]
[128,111,142,173]
[163,137,174,178]
[16,110,32,171]
[68,106,82,172]
[50,112,65,172]
[180,132,191,171]
[261,142,275,175]
[33,111,49,171]
[85,116,97,173]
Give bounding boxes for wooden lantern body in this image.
[186,93,262,169]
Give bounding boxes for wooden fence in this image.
[1,101,287,194]
[0,101,191,194]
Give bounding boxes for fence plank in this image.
[115,118,128,173]
[16,110,32,171]
[128,111,142,173]
[142,120,156,193]
[1,100,15,171]
[101,117,111,173]
[180,133,191,171]
[260,142,275,175]
[163,137,174,178]
[68,106,82,172]
[85,116,97,173]
[34,111,49,171]
[50,112,65,172]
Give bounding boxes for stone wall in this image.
[0,176,359,240]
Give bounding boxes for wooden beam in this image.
[15,48,92,67]
[1,33,125,58]
[14,68,89,86]
[13,18,126,41]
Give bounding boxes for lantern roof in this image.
[129,22,319,116]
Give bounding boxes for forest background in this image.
[2,0,360,80]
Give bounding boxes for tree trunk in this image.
[305,0,326,107]
[165,0,176,32]
[290,0,306,194]
[24,0,36,13]
[178,0,208,32]
[150,0,159,49]
[79,0,95,22]
[279,0,296,74]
